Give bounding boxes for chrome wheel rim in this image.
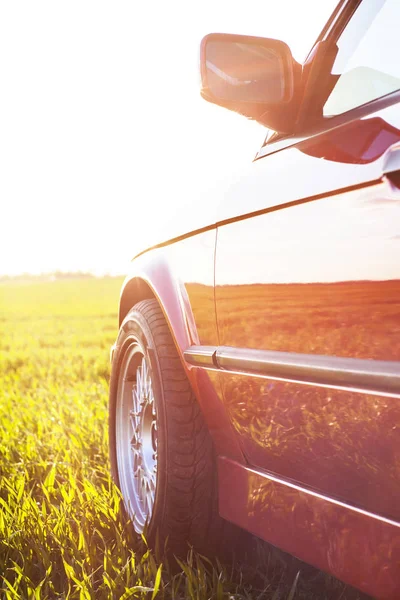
[116,343,157,532]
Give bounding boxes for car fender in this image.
[119,247,199,360]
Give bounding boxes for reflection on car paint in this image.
[192,367,245,463]
[219,372,400,520]
[166,231,218,346]
[218,457,400,600]
[216,279,400,360]
[216,183,400,361]
[300,116,400,164]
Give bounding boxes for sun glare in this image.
[0,0,337,276]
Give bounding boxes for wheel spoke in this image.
[141,359,148,397]
[136,366,143,406]
[117,351,158,532]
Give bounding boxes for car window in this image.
[323,0,400,117]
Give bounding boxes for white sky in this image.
[0,0,337,276]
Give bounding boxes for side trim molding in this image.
[218,457,400,599]
[184,345,400,397]
[184,345,217,368]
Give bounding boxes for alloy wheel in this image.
[116,344,157,532]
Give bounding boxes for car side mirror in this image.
[200,33,301,133]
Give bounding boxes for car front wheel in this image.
[109,298,229,556]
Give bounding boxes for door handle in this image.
[382,143,400,188]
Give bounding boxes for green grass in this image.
[0,278,368,599]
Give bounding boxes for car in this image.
[108,0,400,597]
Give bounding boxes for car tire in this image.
[109,298,234,556]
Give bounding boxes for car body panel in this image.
[218,373,400,520]
[216,102,400,224]
[218,457,400,600]
[120,231,218,348]
[213,98,400,520]
[118,233,245,462]
[215,180,400,361]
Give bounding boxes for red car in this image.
[109,0,400,597]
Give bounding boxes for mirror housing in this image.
[200,33,301,133]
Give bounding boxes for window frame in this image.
[261,0,400,154]
[306,0,400,125]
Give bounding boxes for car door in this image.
[214,0,400,524]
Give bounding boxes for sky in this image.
[0,0,337,276]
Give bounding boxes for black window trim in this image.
[262,0,361,149]
[319,0,361,50]
[258,0,399,160]
[256,86,400,161]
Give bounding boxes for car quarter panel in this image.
[119,231,245,462]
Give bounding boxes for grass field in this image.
[0,277,368,599]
